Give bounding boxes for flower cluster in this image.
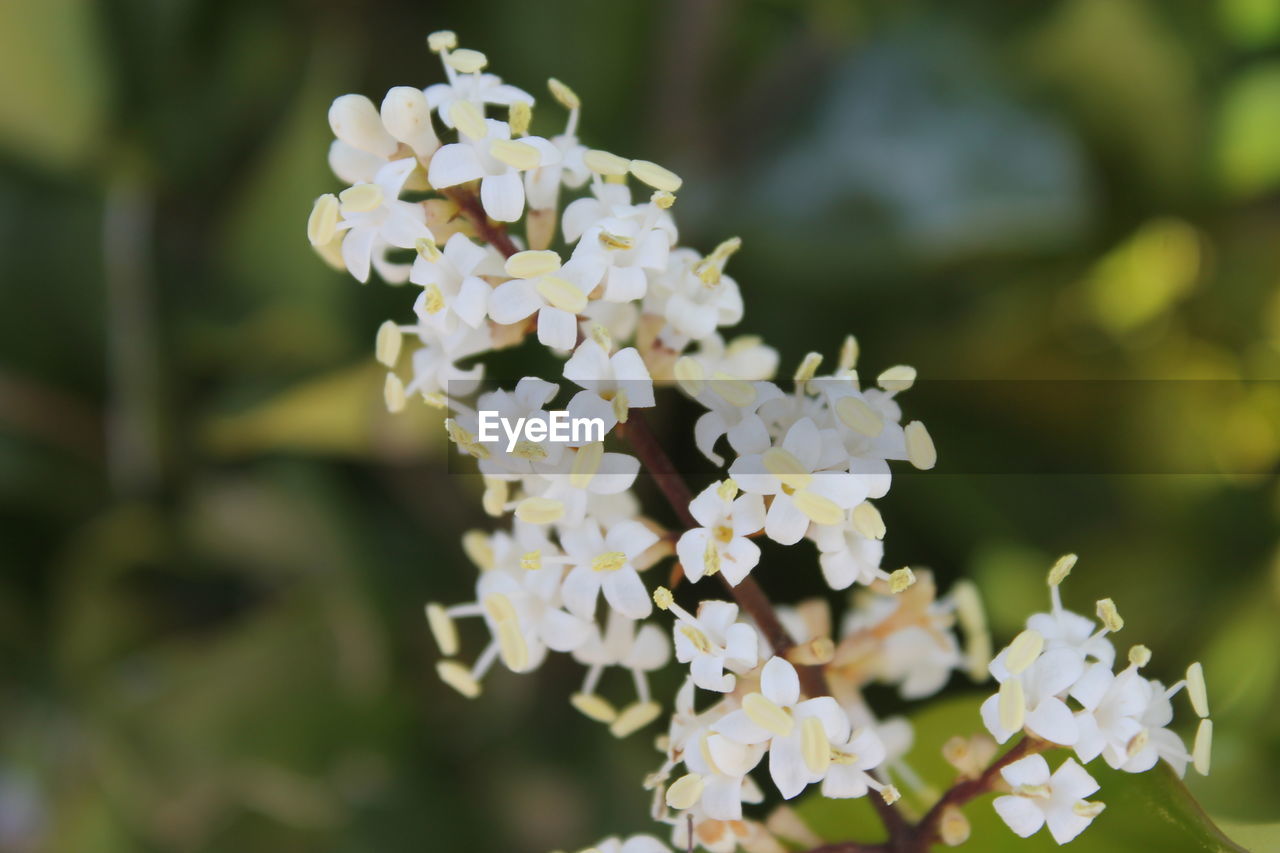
[310,32,1211,852]
[980,554,1212,844]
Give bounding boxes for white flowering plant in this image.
[308,33,1226,852]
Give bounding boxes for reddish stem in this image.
[443,185,520,258]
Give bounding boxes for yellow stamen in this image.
[611,389,630,424]
[1186,662,1209,718]
[514,497,565,524]
[653,586,674,610]
[674,356,705,396]
[1193,719,1212,775]
[461,529,494,571]
[793,489,843,525]
[652,190,676,209]
[1096,598,1124,632]
[681,625,712,654]
[889,567,916,593]
[877,365,917,392]
[505,249,561,279]
[583,149,631,176]
[570,442,604,488]
[1005,629,1045,675]
[489,138,540,170]
[481,479,508,518]
[839,335,859,372]
[508,101,531,136]
[339,183,383,213]
[762,448,813,492]
[376,320,402,366]
[436,660,480,698]
[307,194,339,246]
[703,537,721,575]
[836,396,884,436]
[591,551,627,573]
[421,283,445,315]
[611,701,662,737]
[449,100,487,140]
[1074,801,1106,819]
[665,773,704,810]
[415,235,442,261]
[427,31,457,53]
[793,352,823,385]
[424,603,458,656]
[598,229,635,250]
[510,440,548,461]
[571,692,618,724]
[384,373,406,413]
[716,479,740,502]
[852,502,886,540]
[521,550,542,571]
[547,77,580,110]
[535,275,587,313]
[1014,783,1052,800]
[710,373,756,407]
[743,693,793,738]
[801,717,831,775]
[496,619,530,671]
[1128,644,1152,668]
[444,48,487,74]
[904,420,937,470]
[998,678,1025,733]
[629,159,682,192]
[1048,553,1077,586]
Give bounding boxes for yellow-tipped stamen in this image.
[483,592,518,624]
[693,236,742,284]
[710,373,756,407]
[505,249,561,279]
[889,567,916,593]
[611,701,662,737]
[665,773,705,810]
[1048,553,1077,586]
[384,373,406,413]
[570,442,604,488]
[876,365,917,393]
[998,678,1026,733]
[904,420,937,470]
[716,479,740,502]
[1186,662,1209,718]
[743,693,793,737]
[680,625,712,654]
[520,550,542,571]
[437,660,481,698]
[801,717,831,775]
[674,356,705,396]
[1096,598,1124,633]
[584,149,631,176]
[589,323,612,352]
[1193,719,1212,775]
[307,194,339,246]
[495,619,530,671]
[414,234,442,262]
[793,490,843,525]
[793,351,823,386]
[444,48,487,74]
[427,31,457,53]
[421,283,445,314]
[1128,644,1152,668]
[424,603,459,656]
[1005,629,1045,675]
[489,138,540,170]
[449,100,488,140]
[839,335,859,372]
[952,580,991,682]
[591,551,627,573]
[611,389,630,424]
[514,497,565,524]
[481,479,508,517]
[375,320,402,366]
[535,275,588,313]
[461,529,494,570]
[852,502,886,540]
[508,101,531,136]
[762,447,813,492]
[836,396,884,436]
[629,159,682,192]
[571,692,618,724]
[548,77,580,110]
[651,190,676,209]
[653,586,674,611]
[598,229,635,250]
[880,785,901,805]
[702,538,721,575]
[1013,783,1051,799]
[1074,801,1106,819]
[339,183,383,213]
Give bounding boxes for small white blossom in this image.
[659,595,759,693]
[335,158,431,283]
[981,638,1083,746]
[993,755,1104,845]
[560,519,659,620]
[428,117,560,222]
[675,480,764,586]
[563,338,656,427]
[488,251,603,351]
[409,233,502,333]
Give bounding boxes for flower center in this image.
[592,551,627,573]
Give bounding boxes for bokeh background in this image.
[3,0,1280,850]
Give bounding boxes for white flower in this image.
[473,377,568,476]
[980,639,1083,746]
[648,246,743,347]
[730,418,869,545]
[815,379,908,500]
[572,609,670,726]
[335,158,431,283]
[327,93,398,184]
[570,202,676,303]
[808,514,887,590]
[713,657,852,799]
[560,519,659,620]
[488,251,603,351]
[524,91,589,211]
[821,727,889,799]
[474,551,591,671]
[563,338,656,427]
[684,334,779,383]
[425,70,532,128]
[675,481,764,585]
[409,233,502,333]
[428,116,560,222]
[676,365,778,466]
[1071,663,1193,776]
[534,442,640,527]
[396,324,490,405]
[1027,579,1117,668]
[661,596,760,693]
[562,181,676,245]
[993,755,1104,845]
[679,728,766,820]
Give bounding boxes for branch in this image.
[442,185,520,258]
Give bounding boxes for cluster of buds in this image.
[309,32,1209,851]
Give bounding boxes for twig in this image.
[442,185,520,258]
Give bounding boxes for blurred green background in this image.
[2,0,1279,850]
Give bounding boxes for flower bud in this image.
[381,86,439,154]
[329,94,399,158]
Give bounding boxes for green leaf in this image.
[796,694,1247,851]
